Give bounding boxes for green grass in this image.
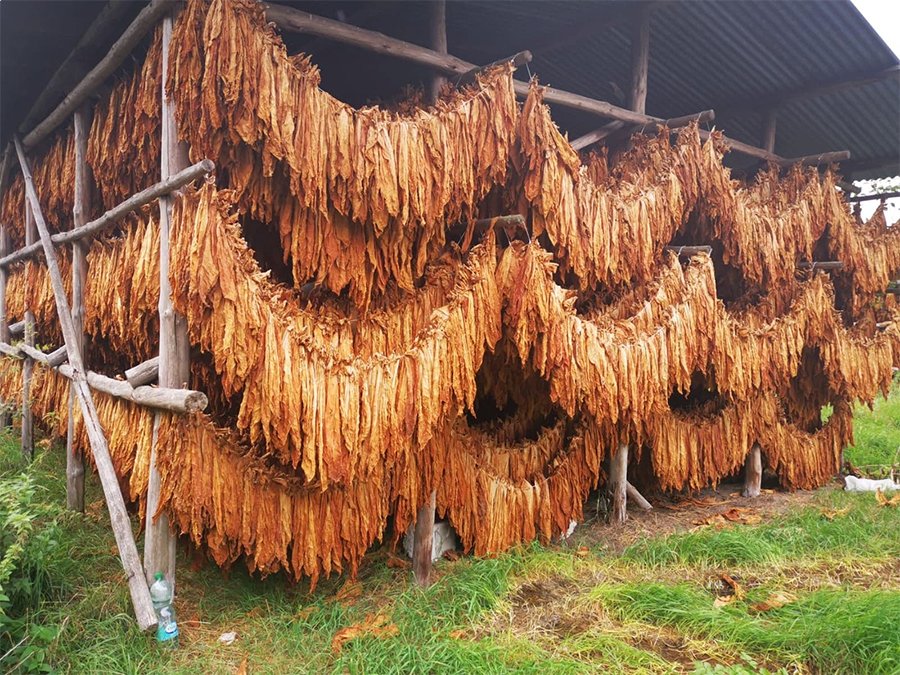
[1,384,898,673]
[591,584,900,674]
[844,377,900,468]
[622,490,900,568]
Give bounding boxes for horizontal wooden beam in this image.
[0,159,214,267]
[19,343,68,368]
[457,51,532,87]
[22,0,177,150]
[125,356,159,387]
[849,190,900,203]
[665,245,712,257]
[797,261,843,271]
[778,150,851,168]
[571,109,715,150]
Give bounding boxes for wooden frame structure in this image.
[0,0,872,622]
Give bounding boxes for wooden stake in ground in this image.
[609,444,629,523]
[21,200,35,461]
[144,11,190,589]
[413,490,436,587]
[0,226,10,429]
[13,136,157,632]
[67,106,90,513]
[742,444,763,498]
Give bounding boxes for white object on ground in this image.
[844,475,898,492]
[218,632,237,645]
[403,521,459,561]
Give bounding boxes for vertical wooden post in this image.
[628,4,651,114]
[144,11,190,588]
[609,444,628,524]
[413,489,436,586]
[428,0,447,103]
[14,136,157,632]
[21,201,36,461]
[67,106,90,512]
[742,443,762,498]
[412,0,448,589]
[762,110,777,154]
[0,226,10,429]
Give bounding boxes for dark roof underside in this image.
[2,0,898,179]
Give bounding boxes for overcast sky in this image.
[852,0,900,58]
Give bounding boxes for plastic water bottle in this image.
[149,572,179,646]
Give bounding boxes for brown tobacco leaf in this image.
[234,657,248,675]
[750,591,796,613]
[719,574,746,601]
[387,555,412,570]
[820,506,852,520]
[875,489,900,507]
[331,614,399,654]
[334,580,363,604]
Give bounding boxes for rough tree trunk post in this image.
[413,490,436,587]
[67,106,90,512]
[144,11,191,589]
[0,226,9,429]
[21,200,35,461]
[609,444,629,524]
[742,443,763,498]
[428,0,447,102]
[14,136,157,632]
[629,4,650,114]
[412,0,448,588]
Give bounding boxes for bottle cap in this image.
[154,572,164,581]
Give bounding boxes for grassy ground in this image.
[0,383,898,674]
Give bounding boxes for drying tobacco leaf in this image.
[331,613,399,654]
[875,489,900,507]
[750,591,796,613]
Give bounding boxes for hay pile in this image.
[2,0,898,584]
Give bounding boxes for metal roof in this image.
[2,0,898,178]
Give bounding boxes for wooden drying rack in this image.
[0,0,874,619]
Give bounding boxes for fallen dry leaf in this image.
[442,549,461,561]
[820,506,851,521]
[334,580,363,603]
[713,595,734,608]
[448,629,467,639]
[875,489,900,507]
[720,573,746,600]
[386,555,411,570]
[750,591,796,612]
[234,656,248,675]
[331,613,398,654]
[575,546,590,557]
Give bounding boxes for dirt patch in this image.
[571,484,826,553]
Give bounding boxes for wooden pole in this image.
[0,159,214,268]
[761,110,777,154]
[609,444,628,524]
[413,0,450,588]
[125,357,159,387]
[797,261,843,271]
[67,106,90,512]
[665,245,712,257]
[21,201,35,461]
[742,443,762,498]
[13,136,157,632]
[413,489,436,587]
[626,482,652,511]
[428,0,447,103]
[849,190,900,203]
[457,51,532,88]
[571,109,715,151]
[629,4,651,115]
[0,226,9,429]
[22,0,177,150]
[145,12,191,589]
